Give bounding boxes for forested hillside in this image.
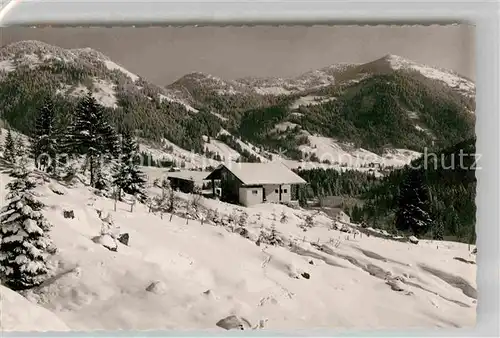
[296,138,477,243]
[0,41,476,166]
[231,71,475,158]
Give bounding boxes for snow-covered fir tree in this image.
[0,162,54,290]
[206,208,220,225]
[3,129,16,163]
[15,134,26,159]
[32,96,58,173]
[433,220,445,240]
[280,211,289,224]
[66,91,120,187]
[299,214,315,232]
[395,169,433,236]
[257,224,283,246]
[268,224,283,246]
[237,210,249,228]
[112,131,147,201]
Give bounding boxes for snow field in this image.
[0,168,476,331]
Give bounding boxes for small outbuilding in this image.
[166,170,212,194]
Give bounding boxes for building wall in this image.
[239,187,263,207]
[219,167,242,204]
[262,184,292,203]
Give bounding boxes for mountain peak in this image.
[381,53,405,60]
[2,39,52,49]
[1,40,61,57]
[374,54,413,69]
[0,39,110,64]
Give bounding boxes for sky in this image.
[0,25,474,86]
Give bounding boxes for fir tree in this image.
[395,169,433,236]
[237,210,249,228]
[299,214,315,231]
[112,131,147,201]
[32,96,58,173]
[257,225,283,246]
[14,134,26,158]
[268,224,283,246]
[0,164,54,290]
[68,92,120,187]
[3,129,16,162]
[433,219,445,240]
[280,211,289,224]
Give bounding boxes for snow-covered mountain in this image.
[167,54,474,100]
[167,63,362,98]
[0,40,195,112]
[351,54,475,98]
[0,40,475,175]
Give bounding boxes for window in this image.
[252,190,258,195]
[275,189,279,193]
[284,189,288,193]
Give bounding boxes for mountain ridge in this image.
[165,53,474,99]
[0,40,475,173]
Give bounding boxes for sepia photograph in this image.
[0,25,477,331]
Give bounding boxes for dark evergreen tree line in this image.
[295,138,477,243]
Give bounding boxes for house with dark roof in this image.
[205,162,307,207]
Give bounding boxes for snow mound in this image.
[0,285,70,331]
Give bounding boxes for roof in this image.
[205,162,307,186]
[166,170,211,183]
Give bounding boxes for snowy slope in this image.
[138,138,220,170]
[290,96,337,110]
[299,136,422,168]
[158,93,199,113]
[0,285,70,331]
[135,129,420,175]
[103,60,139,82]
[0,169,476,331]
[64,81,118,108]
[217,129,270,163]
[204,142,238,161]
